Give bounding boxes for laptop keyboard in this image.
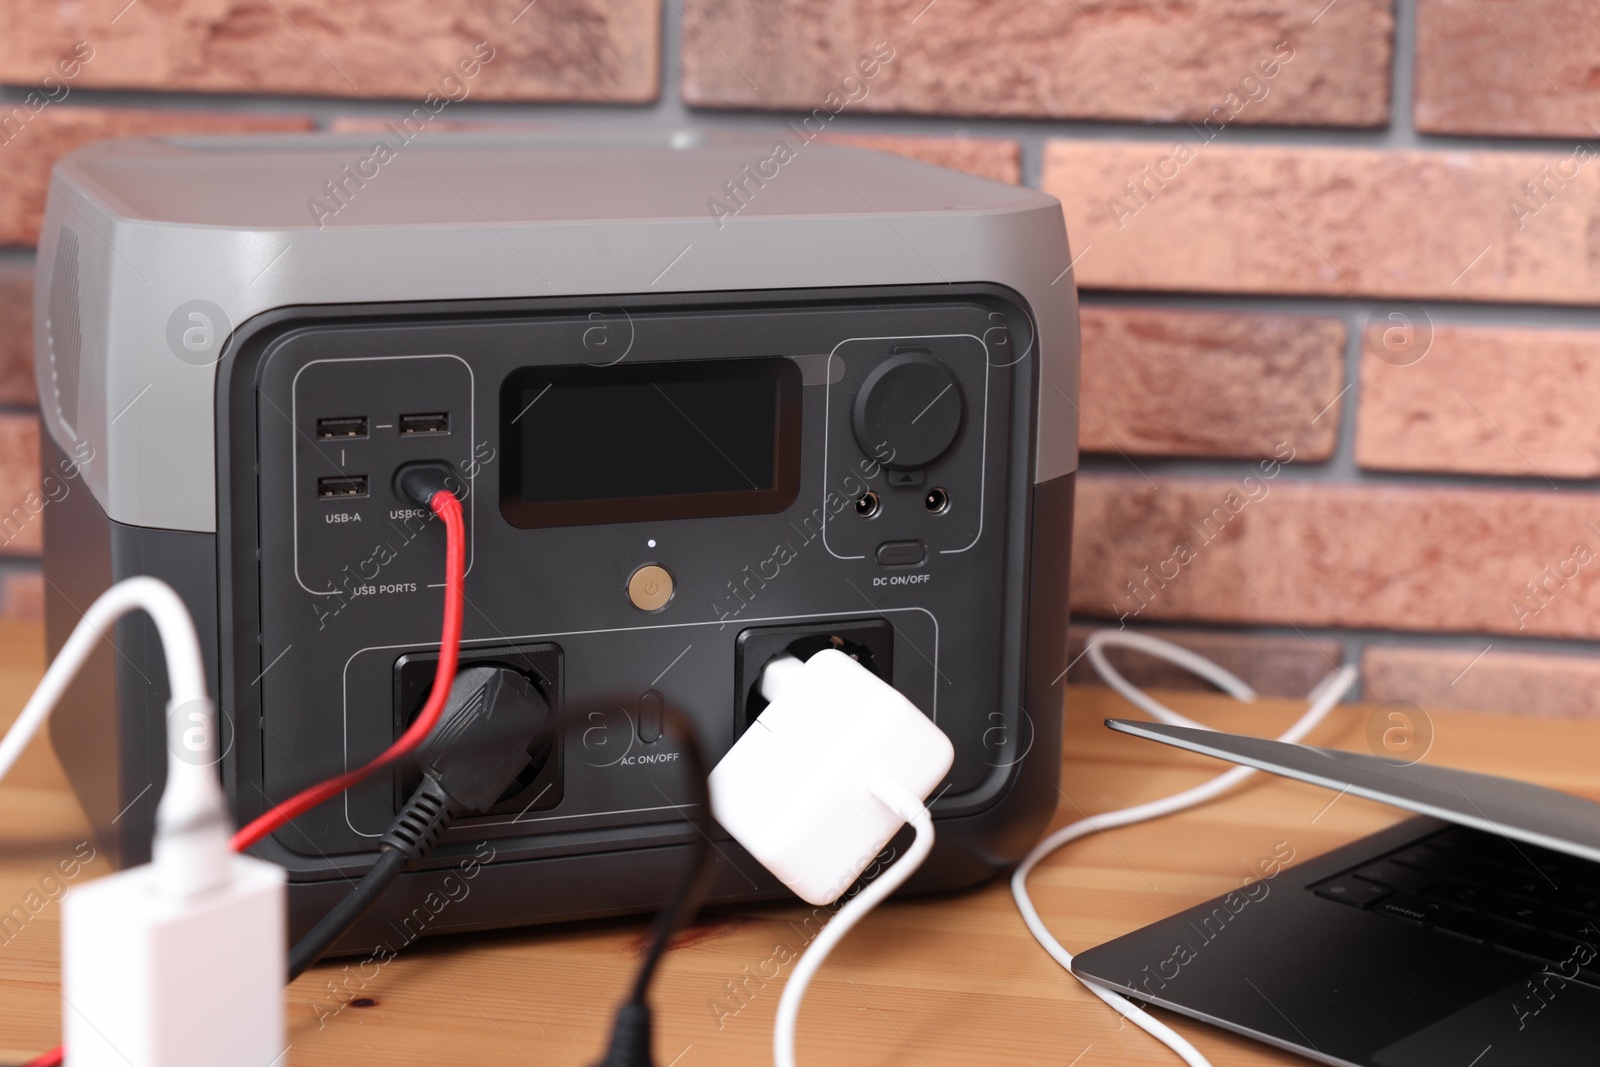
[1309,826,1600,981]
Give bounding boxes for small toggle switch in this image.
[874,540,927,566]
[638,689,664,744]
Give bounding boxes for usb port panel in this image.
[316,416,368,440]
[399,412,449,436]
[317,475,369,499]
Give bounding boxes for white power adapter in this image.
[710,647,954,1067]
[710,648,954,905]
[62,845,285,1067]
[0,578,286,1067]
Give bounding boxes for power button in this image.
[627,564,674,612]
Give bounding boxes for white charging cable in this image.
[0,575,229,895]
[3,577,288,1067]
[775,777,935,1067]
[1012,629,1358,1067]
[708,648,953,1067]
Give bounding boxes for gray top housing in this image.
[35,131,1078,534]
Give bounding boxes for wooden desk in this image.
[3,618,1596,1065]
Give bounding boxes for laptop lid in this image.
[1105,718,1600,865]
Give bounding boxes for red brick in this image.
[0,107,314,247]
[1357,324,1600,479]
[0,2,659,102]
[1066,624,1344,699]
[1364,645,1600,719]
[0,414,41,556]
[1079,306,1345,461]
[1415,0,1600,137]
[0,567,42,623]
[1071,474,1600,640]
[817,133,1019,185]
[1042,142,1600,304]
[681,0,1391,126]
[0,262,32,406]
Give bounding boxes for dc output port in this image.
[924,487,950,514]
[855,491,881,518]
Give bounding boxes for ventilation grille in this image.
[46,225,83,436]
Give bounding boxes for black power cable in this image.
[289,663,553,979]
[590,704,716,1067]
[287,687,717,1067]
[289,848,406,978]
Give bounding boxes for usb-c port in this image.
[316,416,368,440]
[317,475,369,499]
[399,412,449,435]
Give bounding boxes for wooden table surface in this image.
[2,618,1596,1066]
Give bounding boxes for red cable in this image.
[22,489,466,1067]
[232,489,465,851]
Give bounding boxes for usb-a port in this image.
[399,412,449,435]
[316,416,368,440]
[317,475,369,499]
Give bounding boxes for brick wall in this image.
[0,1,1595,716]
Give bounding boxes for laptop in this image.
[1070,720,1600,1066]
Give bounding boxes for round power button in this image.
[627,564,674,612]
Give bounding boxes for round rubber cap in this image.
[851,353,963,471]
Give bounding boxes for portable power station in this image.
[35,132,1079,951]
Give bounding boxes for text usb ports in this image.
[399,412,449,435]
[317,474,368,499]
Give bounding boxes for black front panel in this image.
[226,288,1043,896]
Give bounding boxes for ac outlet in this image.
[393,643,564,819]
[732,618,896,738]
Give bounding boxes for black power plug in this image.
[394,460,466,508]
[288,665,550,978]
[419,665,550,813]
[382,665,551,857]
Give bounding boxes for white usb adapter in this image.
[709,648,954,906]
[62,841,286,1067]
[0,577,288,1067]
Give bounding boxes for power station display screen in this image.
[499,357,802,528]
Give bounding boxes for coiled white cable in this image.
[1012,629,1358,1067]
